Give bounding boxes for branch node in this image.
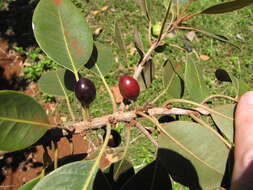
[108,116,117,125]
[128,120,137,127]
[191,111,201,118]
[165,103,173,109]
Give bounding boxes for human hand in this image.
[231,91,253,190]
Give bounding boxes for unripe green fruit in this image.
[152,23,162,37]
[75,77,96,106]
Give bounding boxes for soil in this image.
[0,38,111,189]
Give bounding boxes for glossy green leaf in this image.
[32,0,93,72]
[211,104,235,143]
[85,42,114,75]
[103,159,135,189]
[114,21,127,57]
[20,176,41,190]
[0,91,49,151]
[158,121,229,189]
[33,160,111,190]
[121,160,172,190]
[137,59,155,91]
[38,69,76,97]
[163,60,184,98]
[201,0,253,14]
[184,58,209,102]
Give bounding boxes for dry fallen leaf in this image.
[101,5,109,11]
[91,10,100,15]
[185,31,197,41]
[60,117,67,122]
[94,27,103,37]
[199,54,210,61]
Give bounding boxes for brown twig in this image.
[132,11,199,80]
[135,121,158,147]
[64,106,209,133]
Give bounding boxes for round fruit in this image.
[152,23,162,37]
[75,77,96,106]
[119,75,140,101]
[103,129,121,148]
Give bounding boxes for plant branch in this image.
[200,94,238,104]
[163,98,234,120]
[135,121,158,147]
[132,10,197,80]
[64,106,209,133]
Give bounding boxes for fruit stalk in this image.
[81,123,112,190]
[95,64,117,112]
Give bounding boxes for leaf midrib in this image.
[57,7,78,75]
[193,61,207,99]
[0,117,52,129]
[160,123,223,175]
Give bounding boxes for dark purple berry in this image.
[75,77,96,106]
[119,75,140,101]
[103,129,121,148]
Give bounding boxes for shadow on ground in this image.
[0,0,39,48]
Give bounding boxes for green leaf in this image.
[0,91,49,151]
[33,160,111,190]
[215,69,249,97]
[114,21,127,57]
[158,121,230,189]
[133,28,144,57]
[238,78,251,97]
[20,176,41,190]
[121,160,172,190]
[32,0,93,73]
[163,60,184,98]
[157,0,172,41]
[211,104,235,143]
[103,159,135,189]
[38,69,76,97]
[85,42,114,75]
[201,0,253,14]
[137,59,155,91]
[215,69,238,93]
[187,26,239,48]
[184,57,209,102]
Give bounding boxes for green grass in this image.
[13,0,253,189]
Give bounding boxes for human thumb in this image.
[231,91,253,190]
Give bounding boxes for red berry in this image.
[119,75,140,100]
[75,77,96,106]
